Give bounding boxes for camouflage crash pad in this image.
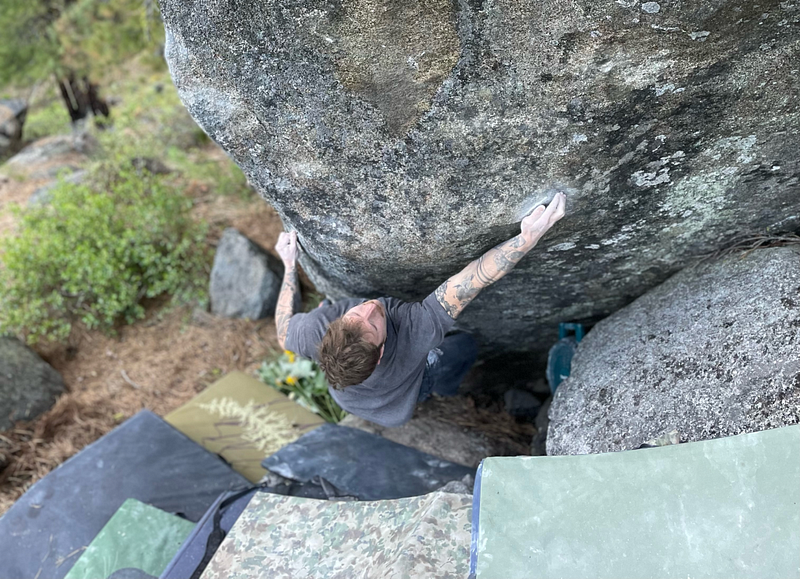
[165,371,324,482]
[64,499,194,579]
[471,425,800,579]
[201,490,472,579]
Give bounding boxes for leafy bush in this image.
[23,97,73,140]
[0,167,210,343]
[257,351,346,423]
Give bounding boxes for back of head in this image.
[318,318,381,389]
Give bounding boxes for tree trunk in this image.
[57,73,110,123]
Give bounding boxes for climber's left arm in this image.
[434,192,566,320]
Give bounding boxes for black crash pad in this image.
[0,410,249,579]
[262,423,474,500]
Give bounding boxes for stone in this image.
[0,99,27,157]
[209,228,284,319]
[161,0,800,360]
[340,411,494,469]
[5,134,79,169]
[131,157,171,175]
[547,247,800,455]
[0,337,65,431]
[530,396,552,456]
[28,170,88,206]
[503,388,542,420]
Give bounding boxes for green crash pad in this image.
[473,425,800,579]
[165,371,325,482]
[64,499,195,579]
[201,490,472,579]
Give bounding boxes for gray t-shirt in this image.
[284,293,455,427]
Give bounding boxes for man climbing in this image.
[274,192,567,427]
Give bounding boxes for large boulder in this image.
[210,228,285,319]
[547,247,800,455]
[161,0,800,358]
[0,337,65,431]
[0,99,27,157]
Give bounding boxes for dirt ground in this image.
[0,141,535,517]
[0,148,290,514]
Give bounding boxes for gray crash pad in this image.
[0,410,249,579]
[471,425,800,579]
[262,423,474,500]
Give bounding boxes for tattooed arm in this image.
[275,231,301,349]
[435,192,567,319]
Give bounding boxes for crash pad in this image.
[165,371,325,483]
[471,425,800,579]
[65,499,195,579]
[200,490,472,579]
[161,487,257,579]
[0,410,249,579]
[262,423,475,500]
[162,477,363,579]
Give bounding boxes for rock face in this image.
[0,337,65,431]
[161,0,800,358]
[0,99,27,157]
[28,169,87,206]
[210,228,284,319]
[547,247,800,455]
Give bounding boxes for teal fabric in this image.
[64,499,195,579]
[476,425,800,579]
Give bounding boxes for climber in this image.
[273,192,567,427]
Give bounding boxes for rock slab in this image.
[161,0,800,358]
[547,247,800,455]
[0,337,65,431]
[0,99,27,157]
[210,228,284,319]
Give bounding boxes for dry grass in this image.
[696,233,800,265]
[0,165,290,516]
[0,307,280,515]
[419,395,535,456]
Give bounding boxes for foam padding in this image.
[160,488,257,579]
[262,423,474,500]
[201,490,472,579]
[64,499,195,579]
[0,410,249,579]
[473,425,800,579]
[165,371,325,483]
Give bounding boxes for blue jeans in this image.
[417,334,478,402]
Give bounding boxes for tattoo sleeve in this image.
[434,234,534,320]
[275,266,300,349]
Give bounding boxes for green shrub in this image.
[23,98,72,140]
[0,168,210,343]
[257,351,346,423]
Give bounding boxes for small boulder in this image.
[548,247,800,455]
[210,228,284,319]
[530,397,551,456]
[503,388,542,421]
[0,337,65,431]
[28,169,87,206]
[0,99,27,157]
[5,134,78,169]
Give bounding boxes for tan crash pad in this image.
[201,490,473,579]
[165,371,324,483]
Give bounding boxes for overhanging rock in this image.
[160,0,800,358]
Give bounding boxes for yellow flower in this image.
[286,376,298,386]
[284,350,296,363]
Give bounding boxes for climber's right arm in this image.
[434,192,566,320]
[275,231,301,349]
